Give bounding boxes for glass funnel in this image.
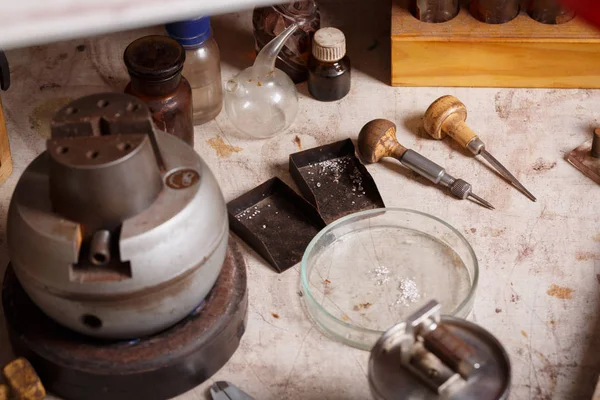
[224,23,299,139]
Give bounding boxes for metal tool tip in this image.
[511,181,537,202]
[480,150,536,202]
[525,191,537,202]
[468,193,495,210]
[510,183,536,202]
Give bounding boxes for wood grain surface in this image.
[392,5,600,88]
[358,119,408,163]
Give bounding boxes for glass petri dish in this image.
[300,208,478,350]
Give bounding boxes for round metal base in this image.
[2,239,248,400]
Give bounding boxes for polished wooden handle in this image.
[441,113,479,148]
[423,95,478,148]
[358,119,408,163]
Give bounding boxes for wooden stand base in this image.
[391,3,600,88]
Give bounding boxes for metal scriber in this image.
[358,119,494,210]
[423,95,536,202]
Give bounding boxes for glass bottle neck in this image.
[181,37,211,50]
[129,74,181,96]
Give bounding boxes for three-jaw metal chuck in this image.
[7,92,228,339]
[2,94,248,400]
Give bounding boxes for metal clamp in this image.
[389,301,481,396]
[370,299,511,399]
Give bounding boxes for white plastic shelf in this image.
[0,0,281,49]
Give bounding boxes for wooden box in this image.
[391,2,600,88]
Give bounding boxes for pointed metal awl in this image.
[424,95,537,202]
[480,149,536,201]
[469,192,495,210]
[358,119,495,210]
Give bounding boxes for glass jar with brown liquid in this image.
[123,35,194,146]
[527,0,575,24]
[308,28,351,102]
[470,0,520,24]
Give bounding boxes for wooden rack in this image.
[391,3,600,88]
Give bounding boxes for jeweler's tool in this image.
[359,119,494,210]
[423,95,536,202]
[369,300,511,399]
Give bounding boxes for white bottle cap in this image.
[312,27,346,63]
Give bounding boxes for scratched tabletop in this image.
[1,2,599,400]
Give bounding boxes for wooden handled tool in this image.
[357,119,407,163]
[358,119,494,210]
[423,95,478,148]
[423,95,536,202]
[0,50,12,185]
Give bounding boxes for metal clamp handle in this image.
[398,301,482,395]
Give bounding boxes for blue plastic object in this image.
[165,17,211,47]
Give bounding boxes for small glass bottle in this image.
[527,0,575,24]
[470,0,520,24]
[308,28,351,102]
[123,35,194,146]
[166,17,223,125]
[411,0,460,23]
[253,1,320,84]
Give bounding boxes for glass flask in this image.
[224,23,300,139]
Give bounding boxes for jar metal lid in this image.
[123,35,185,81]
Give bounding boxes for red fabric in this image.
[560,0,600,27]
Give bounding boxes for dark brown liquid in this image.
[125,76,194,147]
[124,35,194,147]
[308,56,351,102]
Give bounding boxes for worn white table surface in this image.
[0,2,599,399]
